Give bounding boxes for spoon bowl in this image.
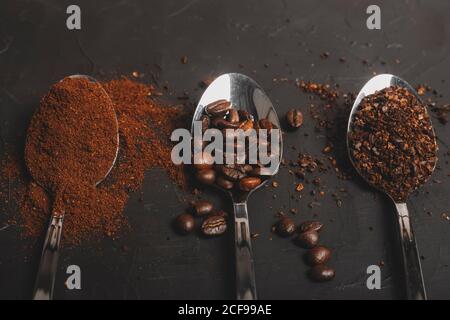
[191,73,282,299]
[346,74,438,300]
[192,73,282,198]
[347,74,438,198]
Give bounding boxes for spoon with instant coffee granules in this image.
[347,74,438,300]
[191,73,282,300]
[25,75,119,300]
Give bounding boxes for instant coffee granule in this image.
[348,86,438,202]
[0,78,190,245]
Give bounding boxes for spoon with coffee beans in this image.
[347,74,438,300]
[25,75,119,300]
[191,73,282,299]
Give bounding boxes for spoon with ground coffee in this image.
[347,74,438,300]
[25,75,119,300]
[191,73,282,300]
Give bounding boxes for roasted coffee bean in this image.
[191,200,214,216]
[296,230,319,248]
[205,100,232,116]
[194,152,214,170]
[200,115,210,132]
[202,215,227,236]
[259,118,273,131]
[174,213,195,235]
[196,169,216,185]
[221,165,247,181]
[211,117,240,129]
[216,176,234,190]
[227,109,240,123]
[238,110,253,121]
[239,119,254,131]
[299,220,323,233]
[307,246,331,265]
[276,216,296,237]
[309,265,335,282]
[239,176,262,191]
[286,109,304,128]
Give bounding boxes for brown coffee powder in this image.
[0,77,190,245]
[25,77,119,216]
[348,86,438,202]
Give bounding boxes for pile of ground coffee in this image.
[0,78,189,245]
[348,86,438,202]
[25,77,119,215]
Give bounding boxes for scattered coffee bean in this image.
[191,200,213,216]
[309,265,335,282]
[296,230,319,248]
[202,215,227,236]
[195,169,216,185]
[276,217,296,237]
[299,220,323,233]
[286,109,304,128]
[307,246,331,265]
[174,213,195,235]
[239,176,262,191]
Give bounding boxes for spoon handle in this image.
[233,202,257,300]
[33,213,64,300]
[394,203,427,300]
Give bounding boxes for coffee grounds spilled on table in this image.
[0,78,190,245]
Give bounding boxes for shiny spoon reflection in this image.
[191,73,283,300]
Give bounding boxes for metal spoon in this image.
[27,75,119,300]
[347,74,438,300]
[191,73,282,300]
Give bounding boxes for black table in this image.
[0,0,449,300]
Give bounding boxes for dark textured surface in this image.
[0,0,449,300]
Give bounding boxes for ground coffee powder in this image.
[0,77,189,245]
[348,86,438,202]
[25,77,119,215]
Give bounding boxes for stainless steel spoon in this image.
[28,75,119,300]
[347,74,438,300]
[191,73,282,300]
